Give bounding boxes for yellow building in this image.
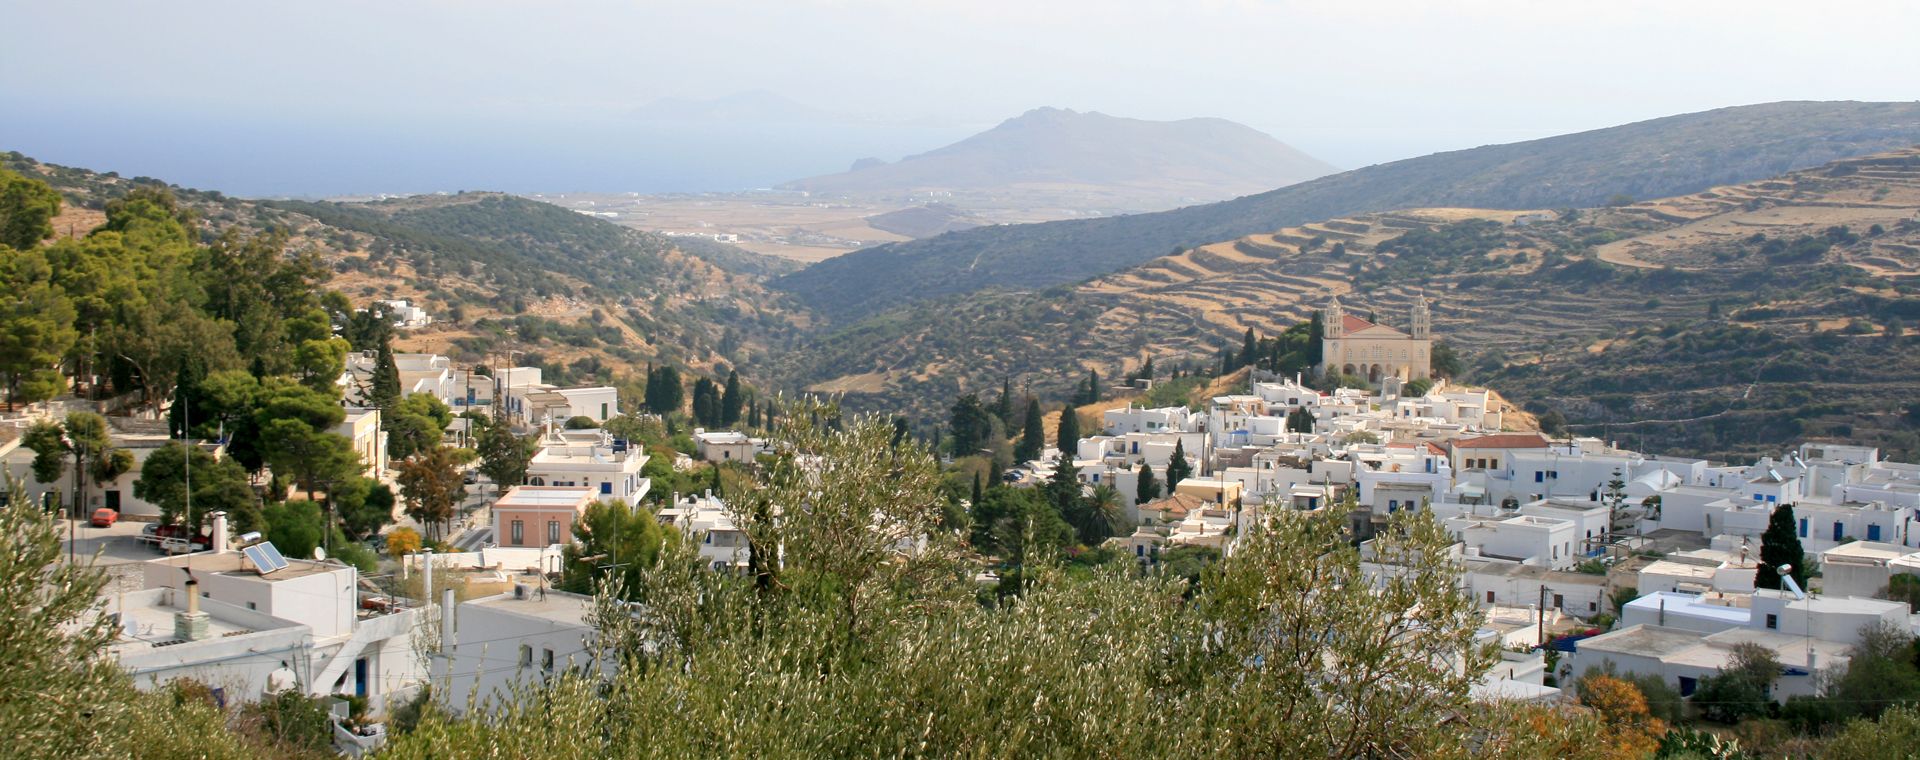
[1319,296,1432,384]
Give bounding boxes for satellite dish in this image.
[313,546,328,561]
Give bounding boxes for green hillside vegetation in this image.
[2,151,801,384]
[776,101,1920,322]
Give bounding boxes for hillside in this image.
[775,101,1920,323]
[3,151,806,384]
[775,148,1920,462]
[781,107,1336,211]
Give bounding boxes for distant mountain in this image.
[782,107,1336,209]
[774,101,1920,323]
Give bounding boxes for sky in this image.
[3,0,1916,197]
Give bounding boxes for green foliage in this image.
[1165,439,1192,490]
[1822,705,1920,759]
[948,393,993,457]
[331,475,396,540]
[242,690,334,756]
[561,500,672,595]
[1015,397,1045,463]
[134,442,256,531]
[475,416,536,489]
[1692,642,1780,724]
[1055,406,1081,456]
[1757,504,1807,590]
[0,167,62,249]
[1135,462,1160,504]
[263,500,327,562]
[396,445,466,541]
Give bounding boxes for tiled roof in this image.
[1341,314,1375,333]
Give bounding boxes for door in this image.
[104,491,122,511]
[354,657,368,697]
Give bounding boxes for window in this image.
[1535,471,1544,483]
[1834,522,1845,541]
[1799,518,1808,538]
[1765,613,1779,630]
[541,648,554,673]
[1678,677,1697,697]
[1552,594,1564,609]
[511,520,524,545]
[519,645,532,668]
[1486,591,1496,603]
[600,403,608,419]
[1589,602,1597,612]
[601,482,613,495]
[547,520,560,545]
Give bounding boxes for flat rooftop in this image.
[152,552,343,580]
[469,587,595,626]
[1579,624,1707,658]
[497,486,597,507]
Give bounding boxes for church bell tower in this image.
[1325,296,1345,339]
[1410,295,1430,340]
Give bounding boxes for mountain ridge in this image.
[780,107,1337,208]
[773,100,1920,323]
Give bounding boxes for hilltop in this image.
[774,148,1920,462]
[3,151,806,383]
[775,101,1920,323]
[781,107,1336,212]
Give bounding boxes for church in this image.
[1319,295,1432,384]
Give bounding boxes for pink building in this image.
[492,486,596,548]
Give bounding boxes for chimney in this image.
[175,578,210,642]
[209,511,230,554]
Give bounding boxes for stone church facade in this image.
[1319,296,1432,383]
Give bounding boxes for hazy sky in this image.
[4,0,1916,196]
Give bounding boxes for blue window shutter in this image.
[1799,518,1808,537]
[601,482,612,495]
[1869,524,1882,541]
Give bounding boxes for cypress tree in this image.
[1757,504,1808,590]
[1307,311,1325,365]
[721,369,744,426]
[1240,328,1257,369]
[1015,398,1045,463]
[971,471,984,507]
[168,359,205,439]
[1136,462,1160,504]
[1056,406,1081,459]
[1166,439,1192,491]
[993,377,1014,425]
[1286,406,1314,433]
[1083,369,1100,405]
[369,337,401,411]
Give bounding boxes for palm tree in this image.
[1088,484,1127,542]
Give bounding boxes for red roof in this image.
[1341,314,1375,333]
[1451,433,1550,450]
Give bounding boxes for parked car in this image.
[159,537,197,555]
[90,508,118,527]
[139,524,211,553]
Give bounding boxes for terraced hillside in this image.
[776,101,1920,323]
[777,149,1920,462]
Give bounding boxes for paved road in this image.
[58,519,161,567]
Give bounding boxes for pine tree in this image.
[721,369,744,426]
[1136,462,1160,504]
[167,359,205,439]
[1015,398,1045,463]
[1056,407,1081,459]
[1757,504,1808,590]
[1166,439,1192,491]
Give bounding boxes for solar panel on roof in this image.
[259,542,288,570]
[243,542,289,574]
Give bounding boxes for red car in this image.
[90,508,118,528]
